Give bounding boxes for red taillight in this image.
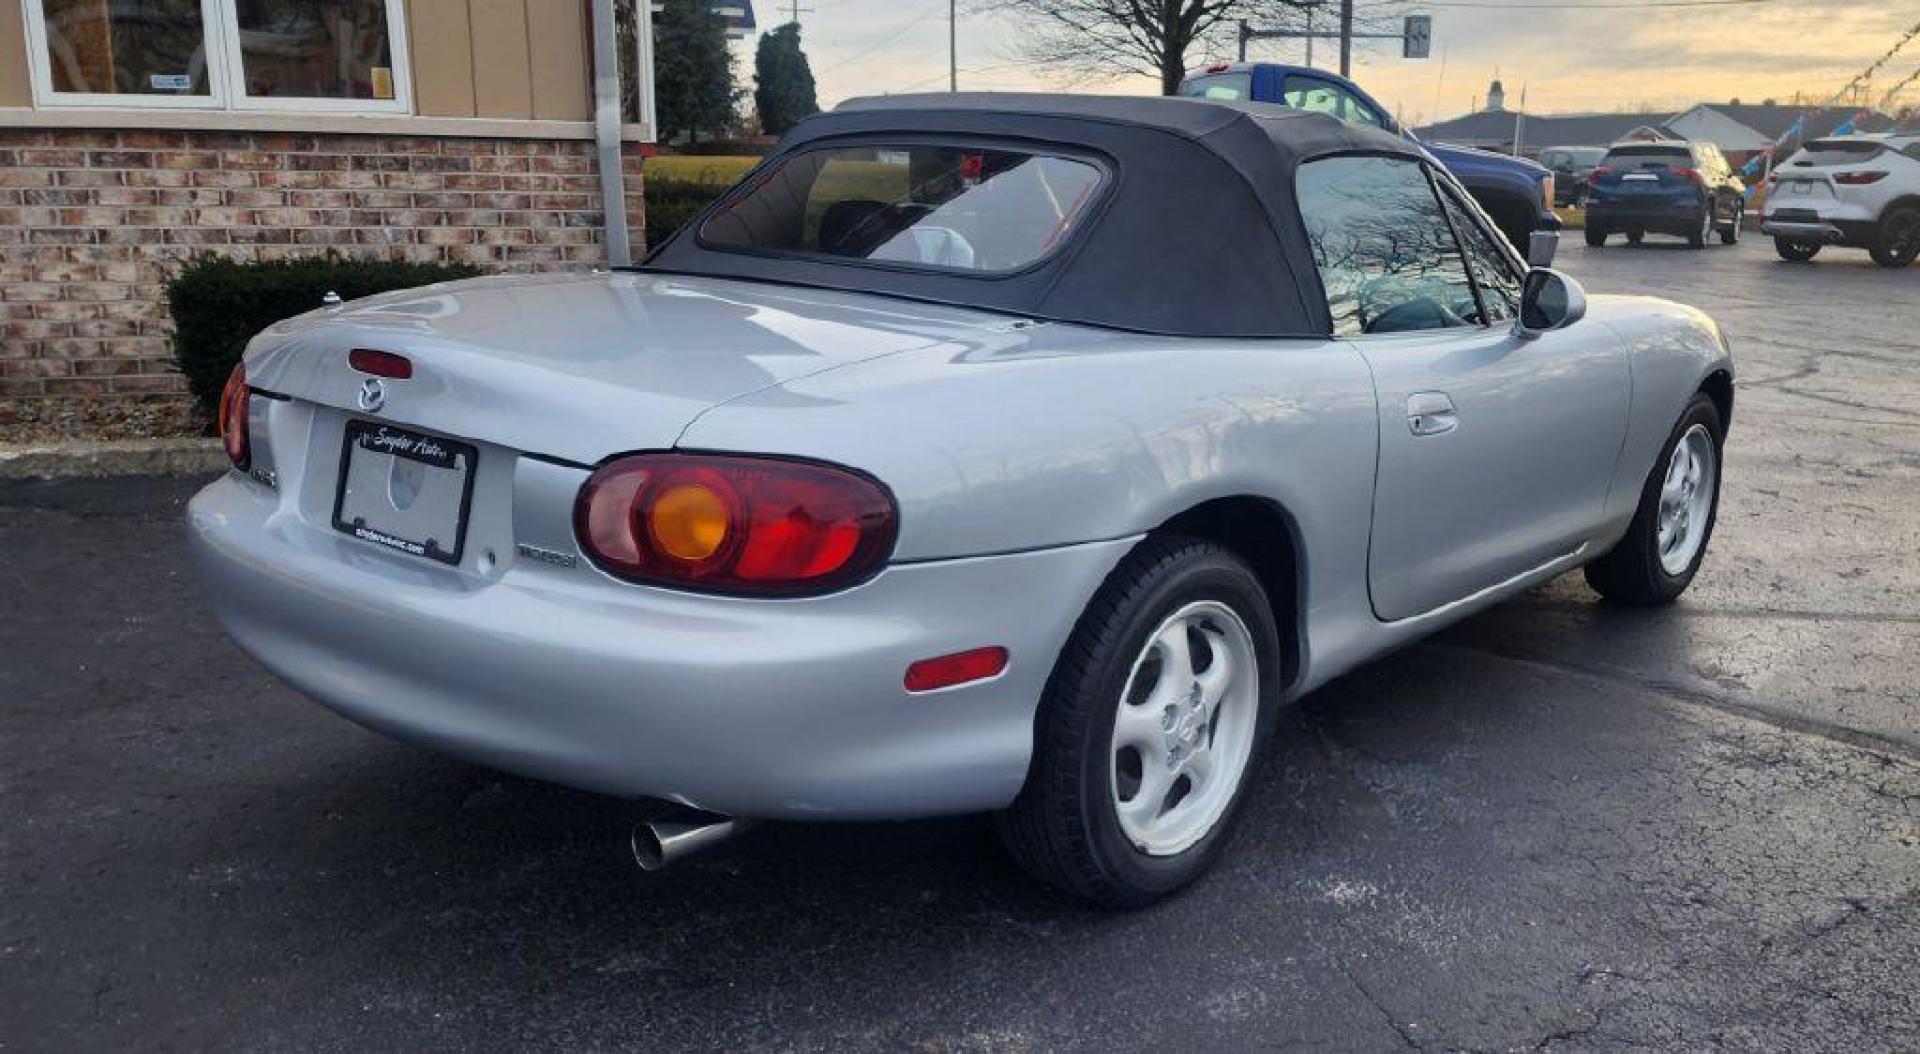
[905,647,1009,693]
[1833,171,1888,185]
[1591,165,1612,180]
[348,348,413,378]
[574,453,897,595]
[217,361,249,471]
[1674,166,1704,186]
[1205,63,1230,74]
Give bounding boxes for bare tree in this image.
[983,1,1403,96]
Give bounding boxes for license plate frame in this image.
[331,420,477,566]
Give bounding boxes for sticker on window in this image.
[149,74,193,92]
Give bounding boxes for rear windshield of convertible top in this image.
[698,143,1106,274]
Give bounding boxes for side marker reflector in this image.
[905,647,1009,693]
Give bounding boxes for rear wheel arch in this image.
[1700,369,1734,432]
[1469,187,1538,252]
[1877,195,1920,223]
[1153,496,1304,694]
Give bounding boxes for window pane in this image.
[235,0,396,100]
[1282,78,1383,130]
[1296,155,1478,336]
[41,0,211,96]
[1437,185,1521,324]
[701,144,1105,274]
[1177,73,1253,101]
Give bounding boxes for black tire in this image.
[1585,393,1724,606]
[1686,204,1711,249]
[996,535,1282,908]
[1867,207,1920,269]
[1774,236,1821,262]
[1718,202,1741,245]
[1585,226,1608,247]
[1626,228,1644,245]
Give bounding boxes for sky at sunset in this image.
[761,0,1919,128]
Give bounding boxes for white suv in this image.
[1760,132,1920,268]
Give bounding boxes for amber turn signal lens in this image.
[575,453,897,596]
[648,481,733,562]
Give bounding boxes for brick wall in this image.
[0,129,647,400]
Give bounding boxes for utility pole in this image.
[949,0,957,91]
[786,0,811,24]
[1339,0,1354,77]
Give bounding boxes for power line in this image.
[816,1,948,75]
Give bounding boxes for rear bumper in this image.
[1761,216,1878,246]
[188,472,1134,820]
[1587,198,1704,230]
[1761,220,1847,243]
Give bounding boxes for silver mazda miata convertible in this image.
[189,95,1733,906]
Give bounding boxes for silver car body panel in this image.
[190,272,1732,820]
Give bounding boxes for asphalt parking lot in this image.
[4,235,1916,1051]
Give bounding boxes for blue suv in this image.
[1585,140,1746,249]
[1178,63,1560,255]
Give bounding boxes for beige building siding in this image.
[0,1,31,108]
[409,0,592,121]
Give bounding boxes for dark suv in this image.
[1586,140,1746,249]
[1540,146,1606,206]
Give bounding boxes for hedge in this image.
[167,253,482,415]
[645,177,733,248]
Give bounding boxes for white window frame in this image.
[20,0,413,115]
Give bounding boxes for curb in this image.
[0,438,227,481]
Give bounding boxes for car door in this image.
[1295,154,1631,621]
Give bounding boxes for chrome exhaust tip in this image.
[631,814,749,871]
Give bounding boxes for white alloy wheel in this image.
[1109,600,1260,856]
[1657,423,1717,576]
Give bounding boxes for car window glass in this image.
[1905,143,1920,162]
[700,143,1104,274]
[1177,72,1253,101]
[1296,155,1479,336]
[1603,144,1691,166]
[1281,77,1385,129]
[1435,181,1521,324]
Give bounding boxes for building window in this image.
[23,0,411,112]
[38,0,214,98]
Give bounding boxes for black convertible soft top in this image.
[643,93,1427,337]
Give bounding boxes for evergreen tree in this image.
[654,0,737,144]
[753,22,819,137]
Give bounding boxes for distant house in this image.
[1664,103,1897,155]
[1414,82,1898,168]
[1414,110,1668,154]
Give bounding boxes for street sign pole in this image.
[1339,0,1354,77]
[1238,13,1432,71]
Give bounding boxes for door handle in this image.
[1407,391,1458,436]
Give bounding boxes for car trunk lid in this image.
[244,271,1000,464]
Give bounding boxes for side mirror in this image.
[1527,229,1559,268]
[1514,268,1587,339]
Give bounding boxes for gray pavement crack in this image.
[1496,601,1920,625]
[1440,642,1920,765]
[1335,956,1423,1050]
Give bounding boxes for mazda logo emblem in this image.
[357,377,386,413]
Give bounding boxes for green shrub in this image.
[167,252,483,414]
[645,177,732,249]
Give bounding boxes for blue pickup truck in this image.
[1178,63,1560,255]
